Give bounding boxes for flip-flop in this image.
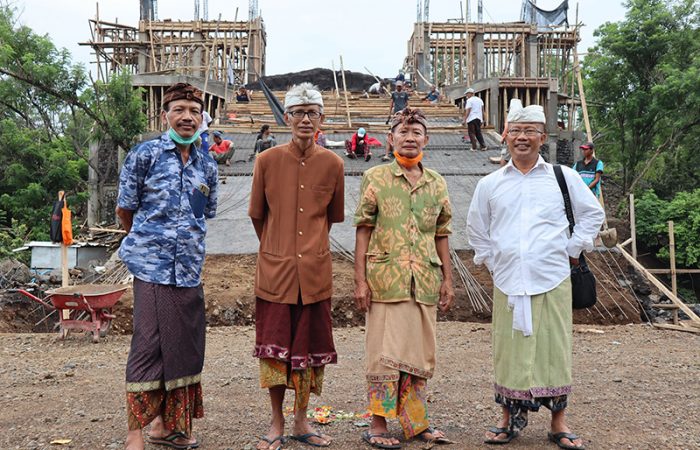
[290,432,331,448]
[416,427,453,445]
[548,432,586,450]
[257,435,286,450]
[147,431,199,449]
[361,431,402,449]
[484,427,518,445]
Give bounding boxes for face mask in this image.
[168,127,201,146]
[393,150,424,168]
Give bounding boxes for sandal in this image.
[484,427,518,445]
[416,427,453,444]
[362,430,402,449]
[147,431,199,449]
[548,432,585,450]
[290,432,330,448]
[257,435,286,450]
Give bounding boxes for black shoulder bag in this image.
[553,165,597,309]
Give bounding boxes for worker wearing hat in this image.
[573,142,604,198]
[464,87,487,150]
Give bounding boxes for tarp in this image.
[258,77,286,126]
[521,0,569,29]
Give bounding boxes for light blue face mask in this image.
[169,127,201,146]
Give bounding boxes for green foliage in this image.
[584,0,700,195]
[635,189,700,267]
[0,221,30,266]
[0,5,145,259]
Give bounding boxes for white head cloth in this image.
[507,103,545,124]
[507,98,523,115]
[284,82,324,110]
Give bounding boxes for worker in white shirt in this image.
[467,103,603,450]
[463,88,487,151]
[198,110,213,154]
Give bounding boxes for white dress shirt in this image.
[467,156,605,298]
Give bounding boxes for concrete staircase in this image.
[218,90,466,134]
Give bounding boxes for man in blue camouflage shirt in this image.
[117,82,218,450]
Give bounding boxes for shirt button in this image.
[298,231,303,236]
[300,184,305,189]
[297,254,302,258]
[301,161,306,166]
[299,208,304,213]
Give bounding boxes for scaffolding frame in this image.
[81,8,266,131]
[407,21,578,132]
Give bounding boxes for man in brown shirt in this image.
[249,82,344,450]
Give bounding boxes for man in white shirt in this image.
[198,110,213,154]
[467,104,603,450]
[463,88,487,151]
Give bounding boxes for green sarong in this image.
[492,278,572,400]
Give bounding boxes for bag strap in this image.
[553,165,575,235]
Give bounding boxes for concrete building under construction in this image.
[81,0,266,131]
[408,0,582,135]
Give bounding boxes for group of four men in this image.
[117,82,603,450]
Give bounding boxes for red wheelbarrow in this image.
[15,284,128,343]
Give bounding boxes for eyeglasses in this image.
[288,110,322,119]
[507,128,544,137]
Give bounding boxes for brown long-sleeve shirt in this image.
[249,141,345,304]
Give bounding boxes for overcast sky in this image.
[15,0,627,78]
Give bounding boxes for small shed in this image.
[23,241,109,271]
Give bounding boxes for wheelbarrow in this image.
[15,284,128,343]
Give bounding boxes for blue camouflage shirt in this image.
[117,133,218,287]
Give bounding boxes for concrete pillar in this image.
[138,32,148,74]
[87,141,99,228]
[546,88,558,134]
[474,33,485,80]
[488,81,499,128]
[193,46,203,78]
[418,26,431,91]
[527,35,538,77]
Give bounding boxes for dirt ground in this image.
[0,323,698,450]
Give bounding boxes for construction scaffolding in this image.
[407,21,579,132]
[81,5,266,131]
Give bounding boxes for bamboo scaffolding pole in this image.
[339,56,352,127]
[668,221,679,324]
[629,193,638,259]
[616,244,700,324]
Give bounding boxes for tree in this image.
[0,4,145,252]
[584,0,700,195]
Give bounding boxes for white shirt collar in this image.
[503,155,548,175]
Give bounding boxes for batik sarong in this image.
[254,296,336,410]
[125,278,206,432]
[365,299,437,438]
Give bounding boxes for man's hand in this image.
[354,280,372,312]
[569,256,580,267]
[438,279,455,312]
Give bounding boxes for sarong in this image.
[492,277,572,400]
[254,296,336,410]
[125,278,206,431]
[127,384,203,433]
[365,300,437,438]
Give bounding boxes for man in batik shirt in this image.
[117,82,218,450]
[354,107,454,448]
[249,83,344,450]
